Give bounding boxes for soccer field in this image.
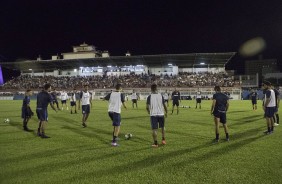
[0,100,281,184]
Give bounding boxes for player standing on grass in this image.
[51,89,60,110]
[22,89,33,131]
[60,90,69,110]
[163,90,169,107]
[211,86,229,142]
[171,88,181,114]
[131,89,139,109]
[249,89,258,110]
[78,84,92,128]
[195,89,202,109]
[36,83,57,138]
[262,81,276,134]
[70,88,77,114]
[104,83,127,147]
[273,85,280,126]
[146,84,168,148]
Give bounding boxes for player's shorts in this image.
[108,112,121,126]
[172,101,179,106]
[265,107,275,118]
[252,100,257,105]
[150,116,165,129]
[82,105,90,114]
[164,99,168,103]
[132,99,137,103]
[213,110,227,124]
[61,100,67,104]
[196,98,201,103]
[274,107,278,113]
[70,101,76,106]
[21,107,32,119]
[36,108,48,121]
[52,99,58,104]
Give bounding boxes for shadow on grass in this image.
[229,115,264,127]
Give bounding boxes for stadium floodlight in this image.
[168,63,172,66]
[29,69,32,71]
[107,65,112,68]
[136,65,143,67]
[200,62,205,65]
[74,69,77,72]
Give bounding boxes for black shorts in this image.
[196,98,201,103]
[108,112,121,126]
[132,99,137,103]
[252,100,257,105]
[61,100,67,104]
[82,105,90,114]
[36,108,48,121]
[164,99,168,103]
[150,116,165,129]
[213,110,227,124]
[70,101,76,106]
[21,107,32,119]
[172,101,179,106]
[265,107,275,118]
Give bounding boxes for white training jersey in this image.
[264,89,276,107]
[131,92,137,100]
[70,93,76,102]
[163,93,169,100]
[147,93,164,116]
[108,92,124,113]
[196,91,201,99]
[60,92,69,100]
[80,91,91,105]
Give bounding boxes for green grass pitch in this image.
[0,100,281,184]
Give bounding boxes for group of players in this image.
[20,80,279,146]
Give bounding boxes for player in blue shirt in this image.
[249,89,258,110]
[211,86,230,142]
[22,89,33,131]
[273,85,280,126]
[36,83,57,138]
[171,88,181,115]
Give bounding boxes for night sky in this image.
[1,0,282,79]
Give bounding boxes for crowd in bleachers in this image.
[1,72,239,90]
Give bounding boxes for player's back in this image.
[37,91,51,109]
[213,93,228,111]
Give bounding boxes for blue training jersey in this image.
[22,96,30,109]
[213,92,228,112]
[36,91,52,109]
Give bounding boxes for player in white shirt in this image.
[262,81,276,134]
[78,84,92,128]
[163,90,170,107]
[131,90,139,109]
[195,90,202,109]
[60,90,69,110]
[104,84,127,147]
[146,84,168,148]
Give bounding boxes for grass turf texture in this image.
[0,100,281,184]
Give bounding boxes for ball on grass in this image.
[4,118,10,123]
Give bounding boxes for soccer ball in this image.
[125,133,133,140]
[4,118,10,123]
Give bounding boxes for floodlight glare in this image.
[200,62,205,65]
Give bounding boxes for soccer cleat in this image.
[82,123,87,128]
[37,131,42,137]
[161,140,166,145]
[226,138,230,142]
[151,144,159,148]
[23,127,31,132]
[111,142,119,147]
[41,134,50,138]
[274,123,279,126]
[213,139,219,143]
[263,131,273,135]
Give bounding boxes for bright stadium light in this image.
[168,63,172,66]
[107,65,112,67]
[74,69,77,72]
[200,62,205,65]
[29,69,32,71]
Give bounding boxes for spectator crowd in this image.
[1,72,239,90]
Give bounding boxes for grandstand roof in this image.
[0,52,236,72]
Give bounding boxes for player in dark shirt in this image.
[273,86,280,126]
[171,88,181,115]
[211,86,230,142]
[51,89,60,110]
[249,89,258,110]
[36,83,57,138]
[22,89,33,131]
